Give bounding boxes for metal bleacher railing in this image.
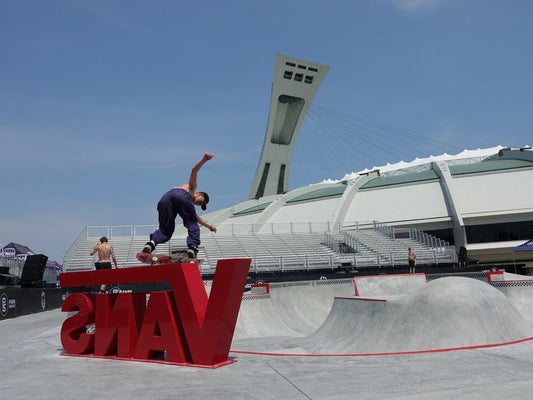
[324,221,457,268]
[0,256,26,277]
[62,221,457,274]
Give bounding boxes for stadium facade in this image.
[205,54,533,265]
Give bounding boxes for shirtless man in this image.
[90,236,118,292]
[142,153,217,259]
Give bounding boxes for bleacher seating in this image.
[62,222,457,275]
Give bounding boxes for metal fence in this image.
[0,256,26,277]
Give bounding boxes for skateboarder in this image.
[142,152,217,259]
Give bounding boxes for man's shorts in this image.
[95,262,112,270]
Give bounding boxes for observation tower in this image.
[248,55,329,199]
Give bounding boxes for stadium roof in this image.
[331,145,508,182]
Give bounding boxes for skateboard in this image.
[136,251,203,265]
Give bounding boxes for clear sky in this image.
[1,0,532,263]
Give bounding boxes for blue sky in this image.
[1,0,532,262]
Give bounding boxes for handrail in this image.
[63,226,88,268]
[81,222,375,237]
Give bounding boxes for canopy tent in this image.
[1,242,35,260]
[512,239,533,271]
[513,239,533,252]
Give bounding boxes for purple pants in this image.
[151,188,200,249]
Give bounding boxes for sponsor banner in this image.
[0,288,67,320]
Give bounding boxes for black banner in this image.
[0,287,67,320]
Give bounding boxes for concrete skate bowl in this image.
[232,279,356,350]
[232,276,533,356]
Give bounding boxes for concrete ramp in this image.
[293,277,533,354]
[489,271,533,325]
[353,272,426,298]
[233,294,302,339]
[233,279,355,339]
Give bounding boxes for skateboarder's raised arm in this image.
[187,153,214,193]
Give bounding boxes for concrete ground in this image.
[2,273,533,399]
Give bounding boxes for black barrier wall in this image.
[0,287,67,320]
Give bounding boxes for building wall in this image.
[266,197,341,223]
[453,169,533,218]
[344,181,450,224]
